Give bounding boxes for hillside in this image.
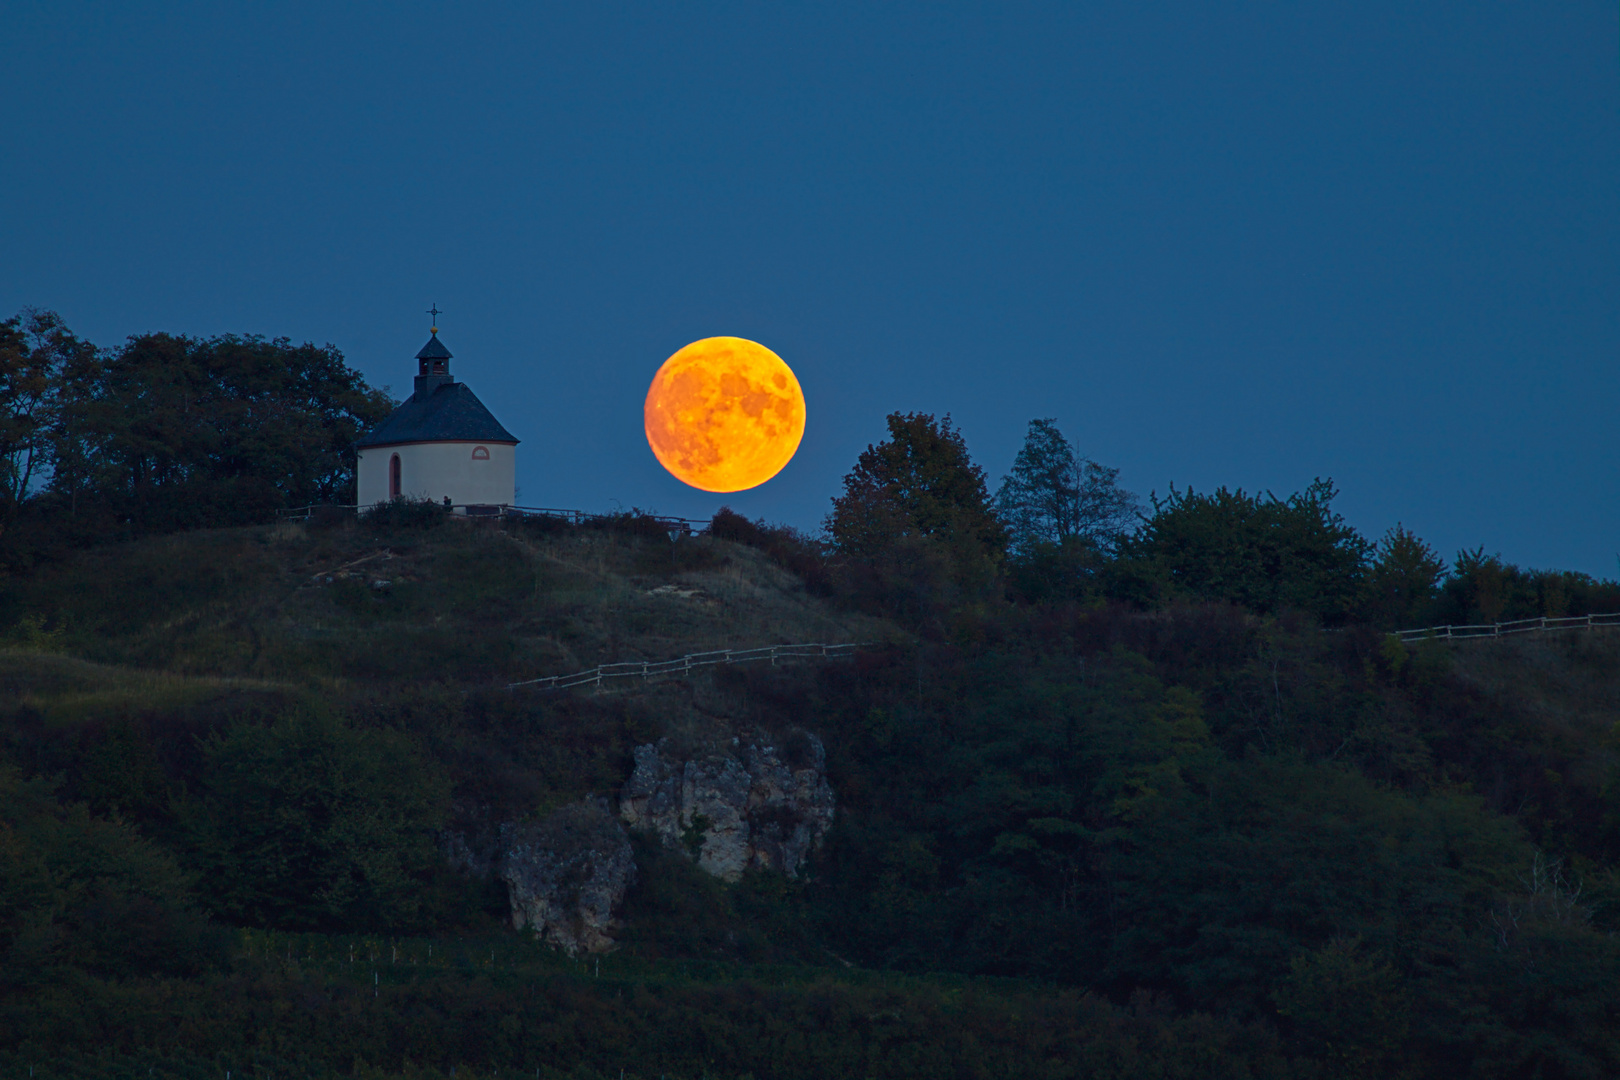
[2,512,1618,1079]
[0,513,886,682]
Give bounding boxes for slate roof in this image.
[416,335,452,361]
[357,381,519,448]
[357,332,518,449]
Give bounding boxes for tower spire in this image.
[415,310,453,394]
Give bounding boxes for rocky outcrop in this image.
[619,732,834,881]
[499,798,635,955]
[441,828,495,879]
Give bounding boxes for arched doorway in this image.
[389,454,401,499]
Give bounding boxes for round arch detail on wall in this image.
[471,445,490,460]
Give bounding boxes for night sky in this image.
[3,3,1615,574]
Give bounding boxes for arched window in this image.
[471,445,490,460]
[389,454,401,498]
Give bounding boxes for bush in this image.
[710,507,833,596]
[1427,547,1620,626]
[0,766,226,983]
[1119,478,1370,622]
[360,496,447,531]
[191,712,452,931]
[581,509,677,542]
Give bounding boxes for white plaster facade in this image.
[357,440,515,509]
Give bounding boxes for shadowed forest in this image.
[1,312,1618,1079]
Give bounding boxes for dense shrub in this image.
[1118,479,1371,622]
[1428,546,1620,626]
[360,496,448,530]
[0,766,226,984]
[826,412,1005,564]
[191,712,452,931]
[709,506,833,596]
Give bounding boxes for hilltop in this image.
[0,512,886,683]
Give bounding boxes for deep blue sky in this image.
[4,2,1616,574]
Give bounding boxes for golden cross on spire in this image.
[427,304,442,334]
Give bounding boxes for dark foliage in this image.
[0,767,227,986]
[2,943,1311,1079]
[1359,523,1447,629]
[49,328,393,530]
[3,402,1620,1077]
[360,495,448,530]
[580,509,683,542]
[1429,546,1620,627]
[826,411,1005,560]
[822,413,1007,629]
[0,310,393,569]
[994,417,1139,556]
[1118,479,1372,623]
[191,712,453,932]
[0,311,95,526]
[709,506,833,595]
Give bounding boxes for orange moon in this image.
[644,337,806,493]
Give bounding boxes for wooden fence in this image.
[502,505,711,533]
[1395,612,1620,643]
[507,642,866,692]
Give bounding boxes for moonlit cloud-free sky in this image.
[3,2,1616,574]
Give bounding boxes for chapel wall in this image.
[357,441,515,509]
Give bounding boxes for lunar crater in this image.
[645,337,805,494]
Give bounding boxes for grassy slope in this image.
[0,517,895,893]
[0,517,889,684]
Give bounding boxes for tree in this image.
[1425,549,1620,626]
[994,418,1139,556]
[0,310,96,525]
[48,330,394,530]
[1360,524,1446,629]
[1121,478,1371,620]
[193,712,450,931]
[0,766,224,983]
[826,412,1004,558]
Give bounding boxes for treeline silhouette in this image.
[0,309,391,564]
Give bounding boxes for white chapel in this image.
[355,322,518,510]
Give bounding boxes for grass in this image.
[0,518,891,687]
[0,648,298,732]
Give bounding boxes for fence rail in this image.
[1395,612,1620,643]
[278,504,358,520]
[501,505,711,533]
[507,642,866,692]
[277,503,711,534]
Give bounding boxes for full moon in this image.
[644,337,806,493]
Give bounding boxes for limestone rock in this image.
[619,732,834,881]
[499,798,635,955]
